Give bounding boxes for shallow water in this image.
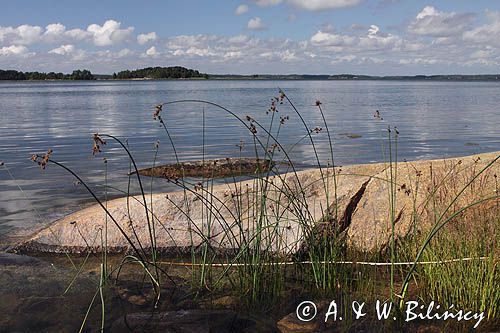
[1,80,499,238]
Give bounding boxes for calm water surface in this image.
[1,80,499,238]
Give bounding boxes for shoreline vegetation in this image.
[2,66,500,81]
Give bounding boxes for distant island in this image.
[0,69,95,81]
[111,66,208,79]
[2,66,500,81]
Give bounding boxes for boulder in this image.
[134,158,274,179]
[12,151,500,254]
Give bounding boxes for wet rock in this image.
[0,253,43,266]
[134,157,274,179]
[200,295,241,309]
[112,278,191,309]
[212,295,241,308]
[276,300,333,332]
[113,282,156,306]
[110,309,264,333]
[0,256,101,332]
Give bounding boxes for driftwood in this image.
[134,158,274,179]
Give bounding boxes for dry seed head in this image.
[249,123,257,134]
[31,149,53,170]
[373,110,383,120]
[92,133,106,156]
[153,104,163,120]
[279,89,286,101]
[280,115,289,125]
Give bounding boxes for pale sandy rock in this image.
[347,151,500,251]
[13,151,500,254]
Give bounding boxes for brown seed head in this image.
[92,133,106,156]
[249,123,257,134]
[153,104,163,120]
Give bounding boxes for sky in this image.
[1,0,500,75]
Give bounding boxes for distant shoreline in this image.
[3,66,500,82]
[2,76,500,82]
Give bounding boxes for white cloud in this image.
[49,44,75,55]
[463,11,500,46]
[44,24,65,34]
[137,32,157,45]
[185,47,216,57]
[167,34,218,49]
[87,20,134,46]
[331,54,357,64]
[409,6,475,37]
[310,25,403,56]
[310,30,356,46]
[280,49,297,61]
[368,25,379,37]
[0,20,134,46]
[116,48,133,58]
[470,49,493,59]
[15,25,43,44]
[247,17,266,30]
[48,44,87,60]
[0,25,43,45]
[0,45,30,56]
[224,51,243,59]
[252,0,282,6]
[235,4,249,15]
[288,0,361,11]
[228,34,250,44]
[64,28,90,41]
[252,0,361,10]
[145,46,158,56]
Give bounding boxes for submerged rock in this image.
[134,158,274,179]
[277,300,333,332]
[0,253,42,266]
[12,151,500,254]
[0,254,100,332]
[110,309,268,332]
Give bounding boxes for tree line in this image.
[112,66,208,79]
[0,69,95,81]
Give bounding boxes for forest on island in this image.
[113,66,208,79]
[0,69,95,80]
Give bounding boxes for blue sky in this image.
[1,0,500,75]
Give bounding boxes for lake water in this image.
[1,80,499,239]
